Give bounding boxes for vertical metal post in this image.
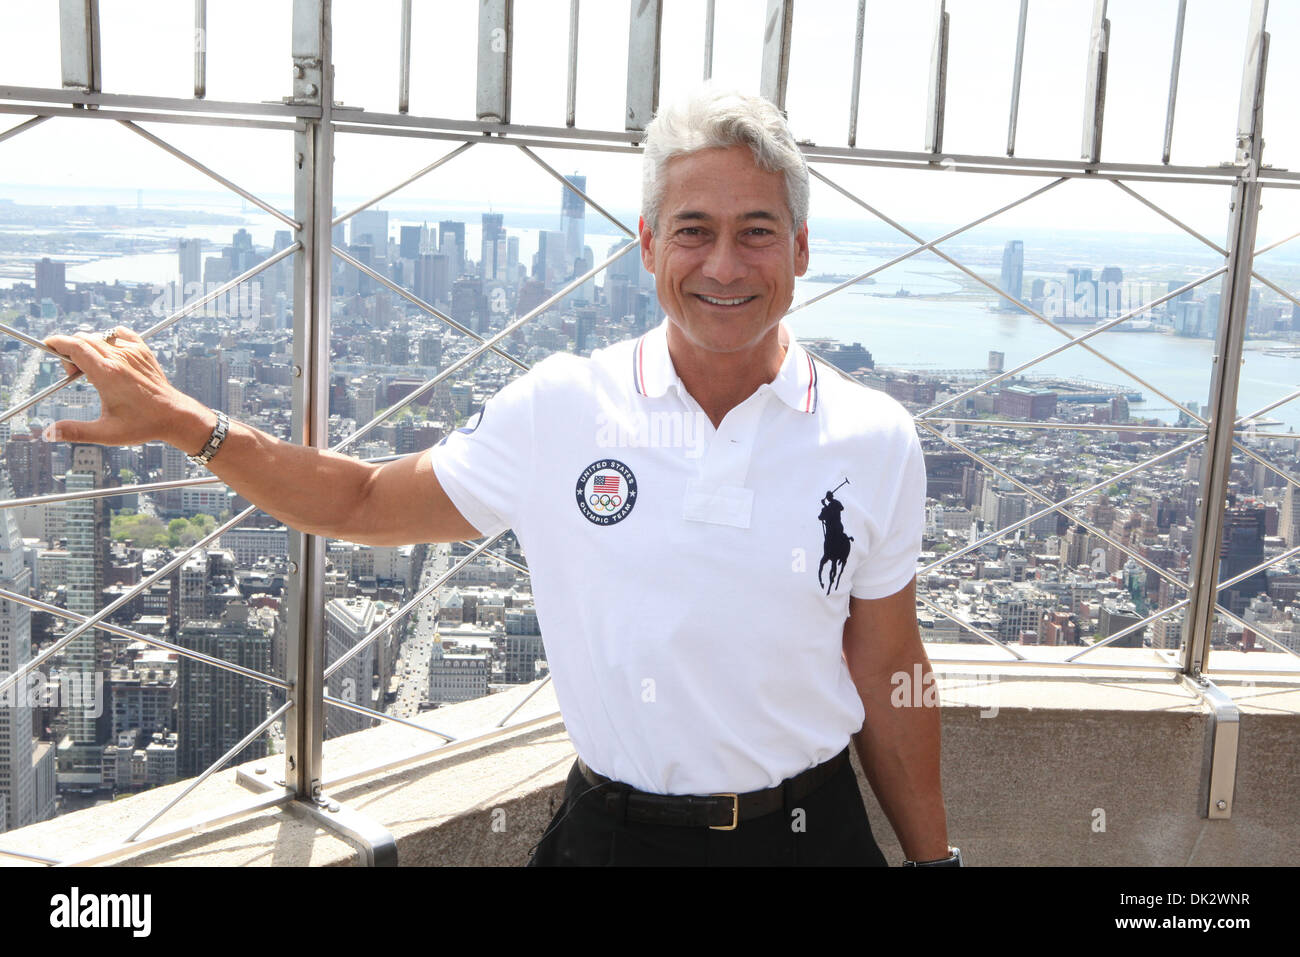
[924,0,948,154]
[59,0,101,92]
[1006,0,1028,156]
[398,0,412,114]
[759,0,794,112]
[626,0,662,131]
[565,0,579,127]
[476,0,512,124]
[194,0,207,99]
[703,0,715,81]
[1182,2,1268,678]
[286,0,333,801]
[1081,0,1109,163]
[1161,0,1187,164]
[847,0,866,147]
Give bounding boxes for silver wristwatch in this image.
[187,409,230,467]
[902,846,962,867]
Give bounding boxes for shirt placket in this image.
[679,386,772,529]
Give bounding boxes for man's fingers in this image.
[43,333,104,378]
[42,418,105,445]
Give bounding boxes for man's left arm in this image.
[842,575,950,863]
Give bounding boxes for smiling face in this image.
[640,144,809,357]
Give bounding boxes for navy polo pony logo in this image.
[817,480,853,595]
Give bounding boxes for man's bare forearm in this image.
[851,654,949,863]
[171,406,381,542]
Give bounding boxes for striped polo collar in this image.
[631,319,819,414]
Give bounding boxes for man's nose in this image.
[700,234,748,286]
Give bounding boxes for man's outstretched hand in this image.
[41,326,212,453]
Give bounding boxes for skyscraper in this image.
[351,209,389,251]
[480,213,504,281]
[35,258,66,309]
[561,173,587,268]
[178,238,203,289]
[0,478,35,832]
[323,597,381,739]
[439,221,465,277]
[997,241,1024,312]
[399,224,423,260]
[176,602,271,777]
[57,445,110,784]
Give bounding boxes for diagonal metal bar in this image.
[0,318,78,360]
[496,673,552,727]
[1215,541,1300,597]
[324,694,456,741]
[915,420,1192,595]
[517,144,636,237]
[332,240,639,454]
[116,119,300,230]
[330,141,474,227]
[0,474,224,510]
[139,241,300,339]
[0,243,300,430]
[0,502,260,700]
[916,593,1027,660]
[917,268,1223,423]
[1236,386,1300,426]
[1232,439,1300,494]
[1247,269,1300,314]
[1068,597,1191,661]
[0,846,60,864]
[919,436,1206,576]
[790,174,1068,315]
[1255,226,1300,257]
[1214,602,1300,660]
[331,245,528,371]
[0,586,290,690]
[0,114,50,145]
[1111,179,1227,255]
[324,534,506,681]
[808,165,1217,425]
[124,700,293,843]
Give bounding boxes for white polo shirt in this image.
[428,318,925,795]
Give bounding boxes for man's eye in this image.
[677,227,702,236]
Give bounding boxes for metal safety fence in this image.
[0,0,1294,862]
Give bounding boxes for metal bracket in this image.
[238,764,398,866]
[1182,675,1240,819]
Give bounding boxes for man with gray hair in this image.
[43,85,955,867]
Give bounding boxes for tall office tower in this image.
[480,213,505,280]
[1284,483,1300,546]
[57,445,110,783]
[34,258,66,308]
[1219,506,1268,616]
[997,241,1024,312]
[387,329,410,365]
[175,346,226,412]
[323,597,380,739]
[536,230,567,285]
[0,478,35,832]
[506,235,520,278]
[561,173,587,266]
[351,210,389,251]
[418,334,443,367]
[178,238,203,289]
[415,252,450,306]
[5,430,53,499]
[439,221,465,277]
[399,225,423,261]
[176,602,271,777]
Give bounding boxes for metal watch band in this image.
[903,846,962,867]
[188,409,229,467]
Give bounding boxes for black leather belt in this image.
[575,748,849,830]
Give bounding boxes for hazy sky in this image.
[2,1,1299,243]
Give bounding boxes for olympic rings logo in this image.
[588,492,623,511]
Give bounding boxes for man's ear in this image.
[794,221,810,277]
[639,215,655,274]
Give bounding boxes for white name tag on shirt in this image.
[682,480,754,529]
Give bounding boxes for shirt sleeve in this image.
[426,368,539,539]
[849,409,926,600]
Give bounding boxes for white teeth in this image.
[700,295,753,305]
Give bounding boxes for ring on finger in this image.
[101,329,118,346]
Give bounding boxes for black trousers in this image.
[526,749,889,866]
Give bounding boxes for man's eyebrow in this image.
[669,210,783,223]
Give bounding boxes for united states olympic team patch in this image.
[575,459,637,526]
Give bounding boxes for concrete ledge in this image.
[3,653,1298,866]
